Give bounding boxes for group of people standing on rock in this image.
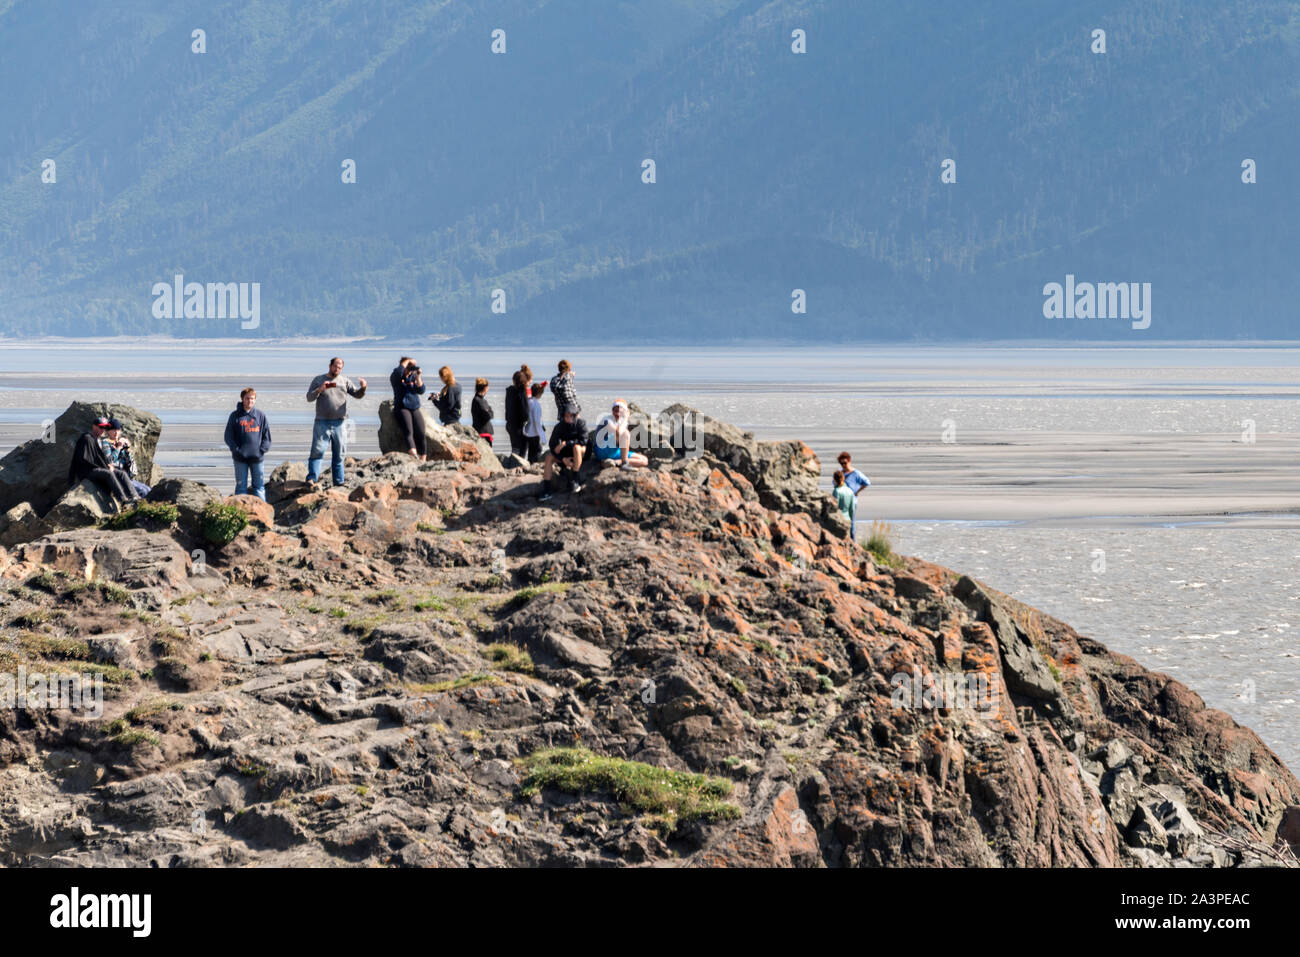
[67,354,872,529]
[297,354,646,501]
[225,355,645,503]
[498,361,649,500]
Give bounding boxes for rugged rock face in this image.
[0,401,162,517]
[147,478,223,540]
[662,403,848,536]
[43,481,116,533]
[0,411,1296,868]
[0,503,41,548]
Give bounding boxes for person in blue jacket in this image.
[224,387,272,500]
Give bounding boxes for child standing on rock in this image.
[472,378,494,444]
[523,381,547,464]
[832,470,856,539]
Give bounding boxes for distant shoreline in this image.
[5,336,1300,350]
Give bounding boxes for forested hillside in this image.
[0,0,1297,340]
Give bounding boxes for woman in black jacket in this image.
[430,365,462,425]
[503,364,532,456]
[390,357,427,459]
[471,377,494,443]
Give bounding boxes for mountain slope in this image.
[1,0,1297,339]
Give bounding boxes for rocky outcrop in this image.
[13,528,194,592]
[0,409,1295,869]
[376,400,502,473]
[147,478,224,540]
[265,462,308,504]
[0,502,43,547]
[42,480,116,533]
[0,401,161,516]
[662,403,848,536]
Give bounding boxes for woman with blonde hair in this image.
[430,364,462,425]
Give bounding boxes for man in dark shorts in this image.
[539,410,588,500]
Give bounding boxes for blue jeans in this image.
[233,458,266,500]
[306,419,346,485]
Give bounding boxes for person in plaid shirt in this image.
[549,359,581,417]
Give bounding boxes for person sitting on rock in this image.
[306,356,367,487]
[549,359,580,417]
[471,377,494,444]
[224,388,272,500]
[523,381,547,464]
[593,399,648,470]
[539,409,588,500]
[430,365,462,425]
[836,451,871,541]
[390,357,427,460]
[69,416,141,508]
[101,417,152,498]
[832,470,856,539]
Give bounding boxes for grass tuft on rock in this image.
[101,501,179,531]
[519,747,741,828]
[408,672,500,694]
[501,581,568,611]
[200,501,249,546]
[482,642,534,674]
[97,581,133,605]
[863,520,903,568]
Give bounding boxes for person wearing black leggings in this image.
[390,357,427,460]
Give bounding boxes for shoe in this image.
[618,461,632,470]
[538,480,553,501]
[570,480,583,494]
